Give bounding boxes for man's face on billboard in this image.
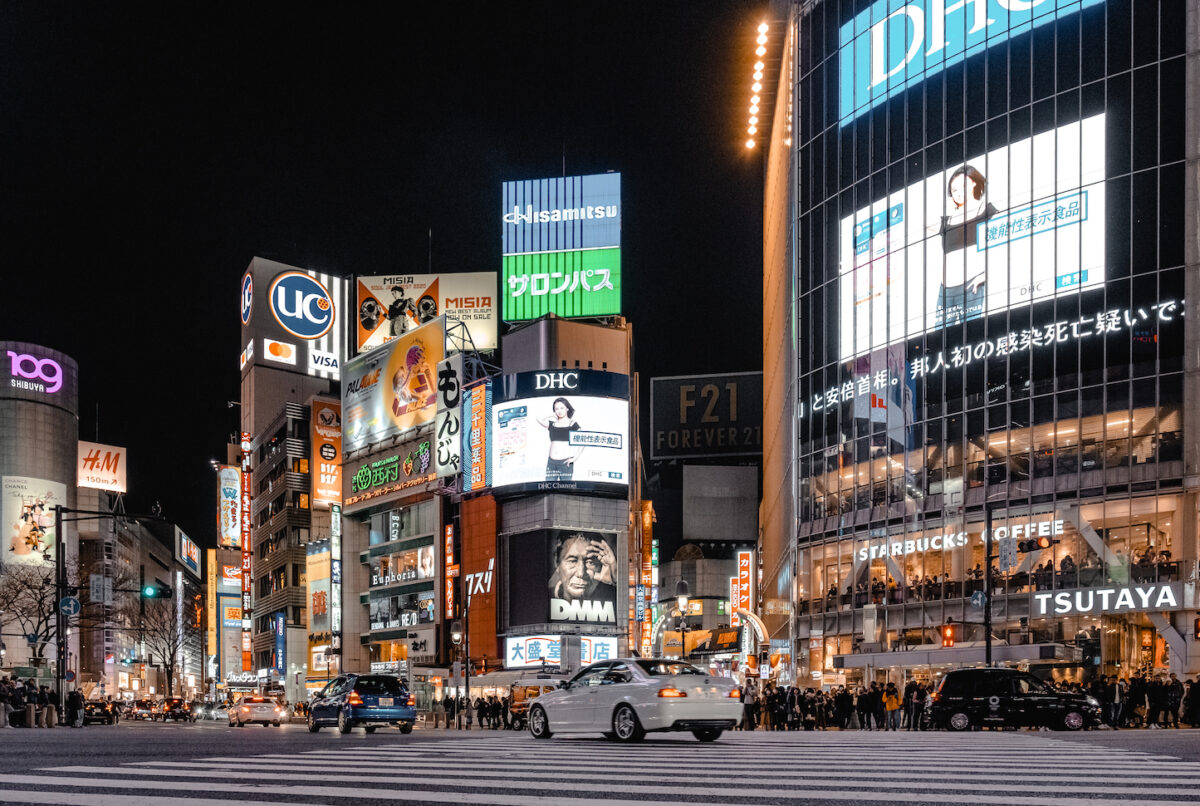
[557,536,596,602]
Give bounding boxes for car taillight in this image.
[658,688,687,698]
[407,695,415,706]
[348,691,363,705]
[274,707,283,713]
[729,688,742,699]
[241,706,250,712]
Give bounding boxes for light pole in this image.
[675,578,690,663]
[450,618,469,729]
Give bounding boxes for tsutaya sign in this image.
[838,0,1106,125]
[857,520,1063,562]
[1034,583,1186,617]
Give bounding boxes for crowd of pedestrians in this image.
[0,676,71,728]
[428,694,519,730]
[1071,672,1200,729]
[737,679,935,731]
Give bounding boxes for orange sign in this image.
[311,399,342,506]
[737,551,752,621]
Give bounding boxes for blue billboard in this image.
[839,0,1105,126]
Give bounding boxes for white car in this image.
[527,658,742,742]
[229,696,284,727]
[208,704,229,721]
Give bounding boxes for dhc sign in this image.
[839,0,1105,125]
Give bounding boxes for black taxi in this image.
[930,668,1101,731]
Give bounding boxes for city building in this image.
[759,0,1199,687]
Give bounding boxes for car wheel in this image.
[528,705,552,739]
[692,728,723,742]
[272,721,281,727]
[337,711,352,734]
[364,726,376,734]
[612,704,645,743]
[398,724,413,735]
[1061,710,1085,731]
[307,713,320,733]
[947,711,972,732]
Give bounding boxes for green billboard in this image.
[502,247,621,321]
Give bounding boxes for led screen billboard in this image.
[490,370,629,494]
[356,273,498,354]
[838,0,1105,126]
[239,257,346,380]
[342,317,445,452]
[501,173,621,321]
[2,476,65,567]
[507,529,618,627]
[839,114,1106,361]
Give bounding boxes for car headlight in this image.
[1085,696,1100,707]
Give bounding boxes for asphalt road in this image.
[0,720,1197,805]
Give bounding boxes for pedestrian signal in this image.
[942,621,955,648]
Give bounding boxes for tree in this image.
[0,563,58,665]
[138,595,186,697]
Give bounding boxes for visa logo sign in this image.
[310,349,340,375]
[839,0,1105,126]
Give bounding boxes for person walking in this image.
[856,686,873,730]
[430,695,445,729]
[1165,674,1184,728]
[883,683,902,731]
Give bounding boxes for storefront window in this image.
[368,499,436,546]
[369,544,436,587]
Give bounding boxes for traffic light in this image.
[942,620,955,648]
[141,582,172,598]
[1017,535,1060,553]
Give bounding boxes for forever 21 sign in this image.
[651,372,763,461]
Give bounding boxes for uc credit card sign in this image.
[839,0,1106,125]
[501,173,621,321]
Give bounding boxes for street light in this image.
[450,619,469,729]
[675,578,690,662]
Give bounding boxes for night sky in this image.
[2,2,767,543]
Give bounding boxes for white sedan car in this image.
[527,658,742,742]
[229,696,284,727]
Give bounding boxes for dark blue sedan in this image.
[307,673,416,734]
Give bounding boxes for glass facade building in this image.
[762,0,1199,687]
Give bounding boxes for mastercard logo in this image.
[263,338,297,365]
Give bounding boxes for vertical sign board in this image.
[434,354,463,479]
[461,381,492,493]
[444,525,456,617]
[274,613,286,674]
[311,399,342,507]
[216,465,242,548]
[240,432,253,671]
[737,551,754,655]
[501,173,622,321]
[206,548,218,676]
[330,505,343,658]
[730,577,740,628]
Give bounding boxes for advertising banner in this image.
[221,564,241,587]
[310,399,342,507]
[176,528,201,579]
[650,373,762,460]
[342,317,445,453]
[737,550,753,621]
[77,441,127,493]
[273,613,286,673]
[549,530,617,625]
[838,0,1105,126]
[2,476,65,567]
[240,433,253,672]
[217,593,242,681]
[216,465,242,548]
[434,354,463,479]
[503,635,618,668]
[306,541,331,635]
[239,258,346,380]
[501,173,621,321]
[356,273,497,353]
[663,627,741,656]
[840,114,1106,362]
[461,381,492,493]
[491,370,629,494]
[330,506,342,655]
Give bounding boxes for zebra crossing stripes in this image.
[0,731,1194,806]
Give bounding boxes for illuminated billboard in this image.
[342,317,445,453]
[310,399,342,507]
[356,273,497,354]
[503,635,618,669]
[839,114,1106,361]
[501,173,621,321]
[77,442,127,493]
[461,382,492,493]
[2,476,65,567]
[508,529,618,627]
[176,528,200,580]
[239,257,346,380]
[216,465,242,548]
[838,0,1105,125]
[490,370,629,494]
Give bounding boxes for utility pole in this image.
[54,506,66,703]
[984,504,994,668]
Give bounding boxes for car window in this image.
[603,663,633,684]
[354,675,407,695]
[635,660,705,676]
[1012,675,1049,695]
[572,666,611,688]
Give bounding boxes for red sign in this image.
[241,431,253,672]
[737,551,752,623]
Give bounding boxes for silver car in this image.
[229,696,283,727]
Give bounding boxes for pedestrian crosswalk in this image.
[1,731,1198,805]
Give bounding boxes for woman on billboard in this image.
[931,164,997,327]
[536,397,583,481]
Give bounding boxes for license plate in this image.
[379,697,393,706]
